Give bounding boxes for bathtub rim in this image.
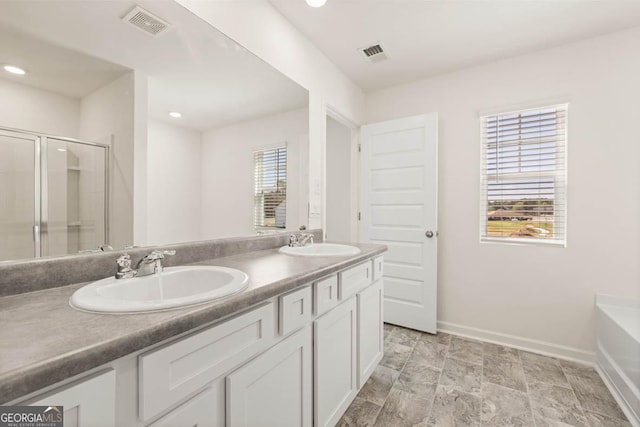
[596,294,640,344]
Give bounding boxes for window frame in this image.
[253,143,288,231]
[479,103,568,247]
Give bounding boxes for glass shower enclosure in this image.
[0,127,109,261]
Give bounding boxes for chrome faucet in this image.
[299,233,314,246]
[136,250,176,277]
[114,250,176,279]
[288,232,314,247]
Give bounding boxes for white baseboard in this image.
[437,321,595,365]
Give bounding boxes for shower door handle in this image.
[33,224,40,242]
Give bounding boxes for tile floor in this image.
[338,324,631,427]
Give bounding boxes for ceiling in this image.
[268,0,640,92]
[0,27,130,99]
[0,1,308,131]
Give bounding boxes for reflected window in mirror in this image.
[254,145,287,231]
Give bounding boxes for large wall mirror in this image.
[0,1,309,262]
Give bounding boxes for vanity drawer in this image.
[314,275,339,316]
[373,256,384,281]
[339,261,373,300]
[139,302,275,421]
[279,286,312,336]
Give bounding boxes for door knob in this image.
[425,230,434,238]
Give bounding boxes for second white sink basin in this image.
[70,266,249,314]
[279,243,361,257]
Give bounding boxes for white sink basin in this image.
[279,243,361,257]
[70,266,249,314]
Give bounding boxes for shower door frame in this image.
[0,126,110,258]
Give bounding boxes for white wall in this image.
[79,72,135,250]
[146,120,202,245]
[326,116,352,242]
[365,27,640,360]
[201,108,309,238]
[133,72,148,247]
[0,78,79,137]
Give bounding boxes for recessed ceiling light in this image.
[169,111,182,118]
[306,0,326,7]
[3,65,26,75]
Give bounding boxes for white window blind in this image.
[254,145,287,229]
[480,104,567,245]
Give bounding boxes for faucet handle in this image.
[116,253,131,266]
[115,254,135,279]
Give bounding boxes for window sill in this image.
[480,236,566,248]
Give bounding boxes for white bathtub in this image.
[596,294,640,426]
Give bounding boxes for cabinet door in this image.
[31,370,115,427]
[227,326,312,427]
[314,297,358,427]
[148,387,217,427]
[357,279,384,387]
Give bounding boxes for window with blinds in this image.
[480,104,567,245]
[254,146,287,229]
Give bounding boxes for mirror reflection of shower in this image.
[0,128,108,261]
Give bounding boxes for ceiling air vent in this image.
[359,42,388,63]
[122,6,171,37]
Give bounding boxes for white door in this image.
[359,114,438,333]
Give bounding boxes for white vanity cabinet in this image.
[314,296,358,427]
[357,276,383,387]
[138,302,275,423]
[227,326,312,427]
[30,370,116,427]
[16,253,385,427]
[313,257,383,426]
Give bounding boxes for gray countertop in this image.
[0,243,386,403]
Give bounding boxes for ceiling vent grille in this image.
[122,6,171,37]
[359,42,388,63]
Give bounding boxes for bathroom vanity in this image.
[0,235,386,427]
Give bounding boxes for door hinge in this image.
[358,212,361,221]
[358,144,361,153]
